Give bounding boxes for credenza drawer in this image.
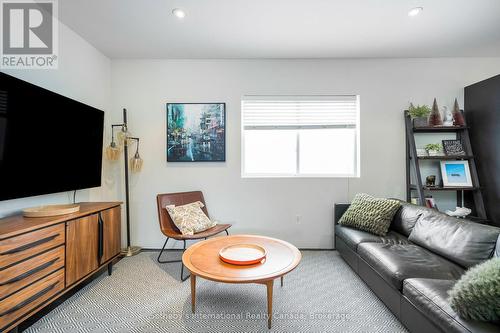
[0,269,64,329]
[0,224,65,269]
[0,246,65,299]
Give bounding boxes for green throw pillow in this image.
[448,257,500,322]
[339,193,400,236]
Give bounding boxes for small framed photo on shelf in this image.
[442,139,465,156]
[440,160,473,187]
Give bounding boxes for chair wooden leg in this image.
[157,237,190,282]
[225,229,229,236]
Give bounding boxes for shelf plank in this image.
[410,184,480,191]
[423,186,480,191]
[413,126,468,132]
[416,155,474,160]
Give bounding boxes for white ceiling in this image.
[59,0,500,59]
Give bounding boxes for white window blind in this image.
[242,95,358,129]
[241,95,360,177]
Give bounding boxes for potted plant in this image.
[408,103,431,128]
[425,143,442,156]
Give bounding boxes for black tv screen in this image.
[0,72,104,201]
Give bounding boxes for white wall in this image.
[0,23,112,218]
[111,58,500,249]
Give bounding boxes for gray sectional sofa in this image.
[334,202,500,333]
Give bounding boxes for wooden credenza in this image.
[0,202,121,332]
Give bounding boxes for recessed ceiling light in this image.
[172,8,186,19]
[408,7,423,17]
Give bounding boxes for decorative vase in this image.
[452,98,466,126]
[413,117,428,128]
[428,98,443,126]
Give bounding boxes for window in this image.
[241,95,360,177]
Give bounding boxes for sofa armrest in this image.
[334,203,350,225]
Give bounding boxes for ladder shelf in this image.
[404,111,487,220]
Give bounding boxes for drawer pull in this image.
[97,213,104,264]
[0,234,59,255]
[0,282,57,317]
[0,258,59,286]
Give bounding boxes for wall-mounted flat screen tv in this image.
[0,72,104,201]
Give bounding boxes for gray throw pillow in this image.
[448,257,500,322]
[339,193,401,236]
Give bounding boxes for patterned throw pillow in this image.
[165,201,217,236]
[339,193,401,236]
[448,257,500,321]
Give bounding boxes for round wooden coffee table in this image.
[182,235,301,329]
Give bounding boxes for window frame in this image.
[241,95,360,178]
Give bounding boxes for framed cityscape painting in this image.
[166,103,226,162]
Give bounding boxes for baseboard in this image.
[142,248,184,252]
[142,247,334,252]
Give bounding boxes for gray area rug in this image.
[25,251,408,332]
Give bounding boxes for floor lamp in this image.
[105,108,143,257]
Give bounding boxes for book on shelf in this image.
[424,196,439,210]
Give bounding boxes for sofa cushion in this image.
[390,201,428,237]
[448,257,500,322]
[358,243,464,291]
[335,224,410,251]
[408,212,500,268]
[339,193,401,236]
[403,278,500,333]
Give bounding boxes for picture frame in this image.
[440,160,473,187]
[442,139,465,156]
[166,103,226,162]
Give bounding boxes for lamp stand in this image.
[118,108,142,257]
[121,245,141,257]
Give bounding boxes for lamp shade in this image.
[105,143,120,161]
[117,126,130,146]
[130,152,143,172]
